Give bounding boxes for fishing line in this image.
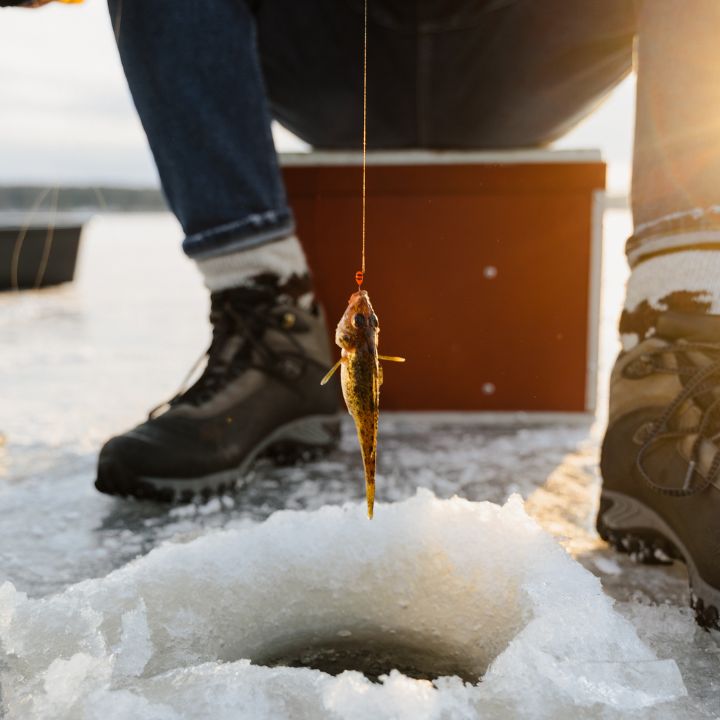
[10,186,51,291]
[356,0,368,290]
[33,185,59,289]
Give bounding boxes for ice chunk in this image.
[112,601,153,678]
[0,491,686,719]
[593,556,623,575]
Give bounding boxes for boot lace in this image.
[634,341,720,496]
[149,288,307,418]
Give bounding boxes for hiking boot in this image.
[95,274,340,502]
[599,310,720,629]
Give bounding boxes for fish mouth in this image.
[348,290,373,315]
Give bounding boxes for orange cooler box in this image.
[282,151,605,414]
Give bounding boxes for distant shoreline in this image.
[0,186,166,213]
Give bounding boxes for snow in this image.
[593,556,623,576]
[0,491,686,720]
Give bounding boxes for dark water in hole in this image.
[263,640,481,684]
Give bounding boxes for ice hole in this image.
[220,494,530,685]
[262,637,482,683]
[0,491,686,720]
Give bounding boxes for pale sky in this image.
[0,0,634,193]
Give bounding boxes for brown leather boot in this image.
[599,310,720,629]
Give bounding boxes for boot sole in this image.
[598,489,720,630]
[96,414,340,504]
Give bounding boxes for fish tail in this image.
[365,460,376,519]
[354,412,377,519]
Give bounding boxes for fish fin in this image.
[379,355,405,362]
[320,358,343,385]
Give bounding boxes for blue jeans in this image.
[109,0,636,260]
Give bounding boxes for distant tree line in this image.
[0,186,167,212]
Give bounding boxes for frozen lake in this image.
[1,212,718,718]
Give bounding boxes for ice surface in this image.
[1,212,718,717]
[0,491,685,720]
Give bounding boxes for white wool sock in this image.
[621,249,720,349]
[196,234,309,293]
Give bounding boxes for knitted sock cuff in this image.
[620,249,720,349]
[627,207,720,268]
[195,234,309,293]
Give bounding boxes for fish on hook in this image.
[321,290,404,518]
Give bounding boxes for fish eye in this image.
[353,313,366,327]
[369,314,378,328]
